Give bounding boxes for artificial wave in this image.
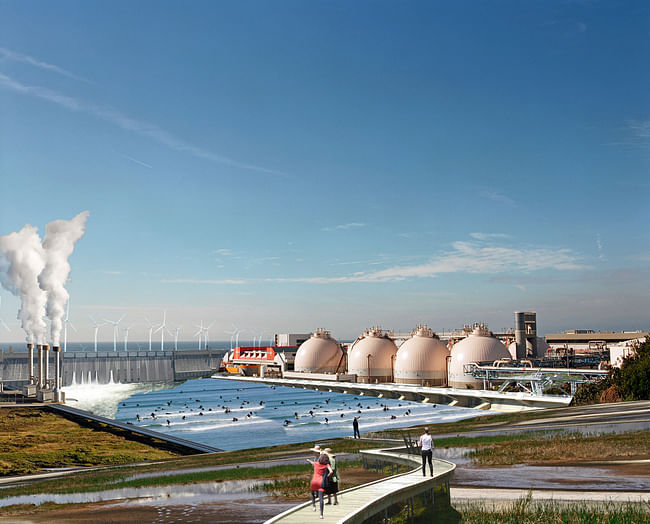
[62,371,177,418]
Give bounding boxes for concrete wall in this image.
[0,349,223,387]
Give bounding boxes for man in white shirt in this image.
[418,427,434,476]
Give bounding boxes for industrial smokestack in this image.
[27,343,34,384]
[37,344,43,388]
[43,344,50,389]
[52,345,61,401]
[514,311,537,359]
[514,312,526,359]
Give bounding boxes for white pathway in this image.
[266,449,455,524]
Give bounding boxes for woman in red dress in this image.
[308,452,333,519]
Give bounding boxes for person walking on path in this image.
[419,427,434,476]
[353,416,360,439]
[324,448,340,506]
[308,452,333,519]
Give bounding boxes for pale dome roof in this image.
[294,328,342,373]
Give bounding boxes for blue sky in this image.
[0,1,648,344]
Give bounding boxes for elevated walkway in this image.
[265,447,455,523]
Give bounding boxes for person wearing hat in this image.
[307,447,332,519]
[324,448,340,505]
[418,427,434,476]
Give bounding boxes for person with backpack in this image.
[324,448,339,505]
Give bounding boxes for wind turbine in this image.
[168,325,181,350]
[63,301,76,353]
[103,314,125,352]
[194,320,205,350]
[123,325,132,351]
[203,322,214,349]
[225,324,241,350]
[154,310,167,350]
[145,317,155,351]
[89,316,106,352]
[255,329,264,348]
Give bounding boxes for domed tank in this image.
[394,325,450,386]
[294,328,343,373]
[448,323,511,389]
[348,327,398,383]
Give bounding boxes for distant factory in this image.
[220,311,648,391]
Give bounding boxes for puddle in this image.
[0,479,269,509]
[453,464,650,491]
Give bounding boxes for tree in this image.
[610,337,650,400]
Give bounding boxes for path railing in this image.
[265,446,455,524]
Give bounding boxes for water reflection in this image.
[0,479,268,508]
[453,464,650,491]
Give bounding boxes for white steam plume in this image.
[38,211,90,346]
[0,225,48,344]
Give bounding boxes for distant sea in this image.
[66,377,484,451]
[1,340,239,353]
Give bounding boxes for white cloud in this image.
[480,190,515,206]
[596,233,605,261]
[164,239,589,286]
[161,279,246,285]
[322,222,366,232]
[213,249,233,256]
[0,73,285,176]
[470,232,512,241]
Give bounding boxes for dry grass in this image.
[0,407,180,476]
[469,430,650,466]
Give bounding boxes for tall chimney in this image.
[52,345,61,401]
[27,343,34,384]
[43,344,50,389]
[37,344,44,388]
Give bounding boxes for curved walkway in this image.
[265,448,455,523]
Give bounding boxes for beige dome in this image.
[448,324,511,389]
[294,329,343,373]
[348,327,397,383]
[394,325,450,386]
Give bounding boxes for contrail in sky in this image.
[0,47,92,83]
[0,72,287,177]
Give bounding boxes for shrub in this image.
[599,385,623,403]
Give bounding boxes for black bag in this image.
[321,471,330,490]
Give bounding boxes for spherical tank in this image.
[448,324,511,389]
[348,327,398,383]
[394,325,450,386]
[294,328,343,373]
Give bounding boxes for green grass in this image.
[458,498,650,523]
